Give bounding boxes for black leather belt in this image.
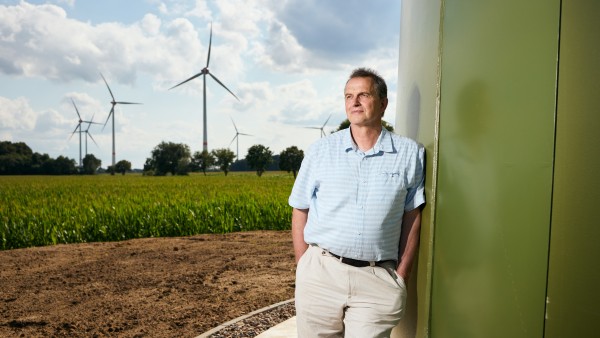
[328,251,395,268]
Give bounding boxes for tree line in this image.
[0,141,133,175]
[0,141,78,175]
[143,142,304,177]
[0,140,303,177]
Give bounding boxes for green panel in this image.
[431,1,559,338]
[545,0,600,337]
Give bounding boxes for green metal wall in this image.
[430,1,559,337]
[393,0,442,336]
[544,0,600,337]
[396,0,560,338]
[395,0,599,337]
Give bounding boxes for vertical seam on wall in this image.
[543,0,563,336]
[425,0,446,337]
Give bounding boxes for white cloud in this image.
[0,96,37,130]
[250,20,308,73]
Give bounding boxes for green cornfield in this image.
[0,172,295,250]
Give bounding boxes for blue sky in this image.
[0,0,401,169]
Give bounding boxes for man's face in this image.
[344,77,388,128]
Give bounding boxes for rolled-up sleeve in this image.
[404,144,426,211]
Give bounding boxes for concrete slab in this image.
[255,316,297,338]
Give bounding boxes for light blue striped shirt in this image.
[289,127,425,261]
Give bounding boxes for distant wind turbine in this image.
[228,117,252,161]
[100,73,142,169]
[82,114,101,158]
[169,23,240,152]
[305,113,332,138]
[69,99,100,168]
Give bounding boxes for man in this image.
[288,67,425,338]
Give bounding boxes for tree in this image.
[115,160,132,175]
[0,141,33,174]
[51,156,77,175]
[334,119,394,133]
[211,148,235,176]
[82,154,102,175]
[30,152,51,174]
[279,146,304,178]
[148,141,191,176]
[245,144,273,177]
[191,150,215,175]
[143,157,155,175]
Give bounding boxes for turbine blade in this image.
[100,73,116,101]
[228,134,237,147]
[239,133,253,136]
[83,120,103,126]
[169,73,204,90]
[116,101,142,105]
[69,124,80,140]
[230,116,239,132]
[72,123,81,135]
[322,113,332,127]
[102,106,114,130]
[304,127,320,130]
[206,23,213,68]
[71,99,82,120]
[88,132,99,147]
[208,73,240,101]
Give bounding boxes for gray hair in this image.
[347,67,387,100]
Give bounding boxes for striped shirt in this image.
[289,127,425,261]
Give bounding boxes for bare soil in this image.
[0,231,296,337]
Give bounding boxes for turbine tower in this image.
[228,117,252,161]
[100,73,142,169]
[305,113,332,138]
[70,99,99,168]
[170,23,240,152]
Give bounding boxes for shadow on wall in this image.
[405,84,421,140]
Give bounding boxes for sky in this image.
[0,0,401,169]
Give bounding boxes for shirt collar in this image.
[343,127,395,154]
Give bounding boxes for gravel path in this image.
[206,301,296,338]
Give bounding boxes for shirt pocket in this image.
[372,171,408,206]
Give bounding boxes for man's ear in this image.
[381,97,389,116]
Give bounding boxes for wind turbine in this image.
[69,99,99,168]
[100,73,142,169]
[305,113,332,138]
[169,23,240,152]
[228,117,252,161]
[82,114,101,157]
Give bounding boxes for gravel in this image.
[206,301,296,338]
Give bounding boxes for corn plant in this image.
[0,173,295,250]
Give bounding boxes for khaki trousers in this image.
[295,245,407,338]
